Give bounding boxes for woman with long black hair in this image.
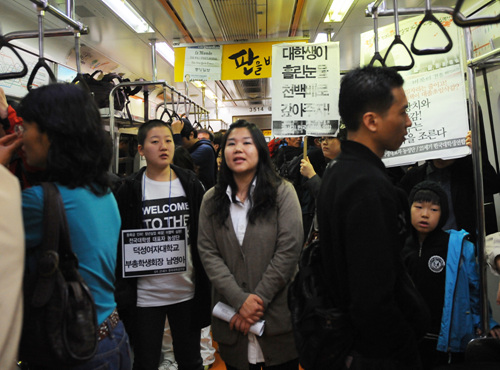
[197,120,303,370]
[18,83,130,369]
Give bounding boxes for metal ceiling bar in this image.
[4,28,87,43]
[367,6,467,20]
[467,47,500,69]
[108,80,210,172]
[222,97,271,102]
[156,0,195,42]
[289,0,305,37]
[29,0,88,32]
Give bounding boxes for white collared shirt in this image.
[226,180,265,364]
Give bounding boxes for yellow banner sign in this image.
[174,40,304,82]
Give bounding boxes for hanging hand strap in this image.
[0,36,28,80]
[27,58,57,90]
[368,8,386,67]
[72,72,90,92]
[410,8,453,55]
[383,1,415,71]
[383,35,415,71]
[453,0,500,28]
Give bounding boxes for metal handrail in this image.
[108,80,210,172]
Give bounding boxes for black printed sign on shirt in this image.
[121,196,190,278]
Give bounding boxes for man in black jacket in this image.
[317,66,424,369]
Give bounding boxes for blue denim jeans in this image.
[73,320,132,370]
[26,320,131,370]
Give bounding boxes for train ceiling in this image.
[1,0,482,110]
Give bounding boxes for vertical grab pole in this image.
[150,38,157,82]
[74,31,82,74]
[465,27,489,335]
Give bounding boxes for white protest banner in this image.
[122,227,188,278]
[271,42,340,137]
[184,45,222,81]
[383,64,470,167]
[360,14,470,166]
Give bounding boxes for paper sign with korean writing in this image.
[383,64,470,167]
[360,14,470,166]
[271,42,340,137]
[122,228,188,278]
[183,45,222,81]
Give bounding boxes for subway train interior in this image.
[3,0,500,352]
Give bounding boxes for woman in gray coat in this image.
[197,120,303,370]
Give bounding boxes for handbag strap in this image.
[31,183,78,307]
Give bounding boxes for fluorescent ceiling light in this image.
[192,81,205,88]
[205,89,217,101]
[324,0,356,22]
[156,42,175,66]
[314,33,334,43]
[101,0,153,33]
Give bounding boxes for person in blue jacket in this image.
[402,180,500,369]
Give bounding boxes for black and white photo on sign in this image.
[271,42,341,137]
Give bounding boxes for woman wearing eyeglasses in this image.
[299,125,347,200]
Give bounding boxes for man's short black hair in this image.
[180,117,197,139]
[339,66,404,132]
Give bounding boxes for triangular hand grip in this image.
[383,35,415,71]
[369,51,386,67]
[27,58,57,91]
[453,0,500,28]
[71,73,90,92]
[411,10,453,55]
[0,37,28,81]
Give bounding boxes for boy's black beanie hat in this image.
[408,180,449,231]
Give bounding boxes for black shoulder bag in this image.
[288,227,353,370]
[20,183,98,367]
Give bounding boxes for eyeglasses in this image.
[14,124,25,136]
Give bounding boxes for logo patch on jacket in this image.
[428,255,445,273]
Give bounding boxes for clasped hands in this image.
[229,294,264,335]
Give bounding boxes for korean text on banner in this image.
[122,227,188,278]
[271,42,341,137]
[383,64,470,167]
[360,14,470,167]
[184,45,222,81]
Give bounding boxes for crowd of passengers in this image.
[2,66,500,370]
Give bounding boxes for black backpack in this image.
[288,234,353,370]
[20,183,98,367]
[277,153,303,196]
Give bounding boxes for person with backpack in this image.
[198,120,303,370]
[172,118,217,190]
[17,84,131,369]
